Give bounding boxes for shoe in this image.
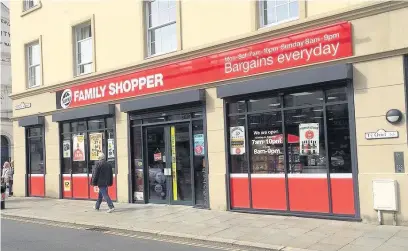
[107,208,115,213]
[93,206,99,211]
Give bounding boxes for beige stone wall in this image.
[205,88,227,211]
[353,56,408,225]
[44,115,60,198]
[115,105,129,203]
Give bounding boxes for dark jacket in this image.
[91,160,113,187]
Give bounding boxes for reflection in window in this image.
[193,120,207,206]
[248,113,284,174]
[284,91,324,107]
[327,104,351,173]
[326,86,348,103]
[248,96,281,112]
[88,119,105,131]
[284,107,326,173]
[229,116,248,173]
[29,137,44,174]
[228,101,246,114]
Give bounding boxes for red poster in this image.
[56,22,353,109]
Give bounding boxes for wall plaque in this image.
[365,129,399,140]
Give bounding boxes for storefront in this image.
[120,89,209,207]
[52,104,117,200]
[18,116,46,197]
[217,64,358,219]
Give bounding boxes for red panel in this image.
[108,176,117,201]
[62,176,72,198]
[89,176,117,201]
[29,175,45,197]
[72,176,89,199]
[288,177,329,213]
[56,22,353,109]
[331,178,355,215]
[251,177,287,210]
[230,177,250,208]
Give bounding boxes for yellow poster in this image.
[90,133,103,161]
[171,126,177,201]
[64,180,71,191]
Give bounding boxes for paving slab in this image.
[3,197,408,251]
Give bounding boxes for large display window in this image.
[226,83,356,217]
[60,117,117,200]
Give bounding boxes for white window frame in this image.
[26,41,41,89]
[259,0,299,28]
[74,21,93,76]
[145,0,177,57]
[23,0,39,11]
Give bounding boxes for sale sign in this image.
[56,22,352,109]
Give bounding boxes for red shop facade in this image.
[50,21,358,218]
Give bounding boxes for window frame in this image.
[224,82,357,216]
[25,40,41,89]
[145,0,178,57]
[73,21,94,76]
[259,0,299,28]
[22,0,40,12]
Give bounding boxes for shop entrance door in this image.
[145,124,193,205]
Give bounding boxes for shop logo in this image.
[305,130,314,139]
[60,89,72,109]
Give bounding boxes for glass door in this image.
[145,126,168,204]
[170,124,193,205]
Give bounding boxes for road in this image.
[1,219,225,251]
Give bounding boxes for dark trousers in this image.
[95,186,114,209]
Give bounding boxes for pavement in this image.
[1,219,223,251]
[2,197,408,251]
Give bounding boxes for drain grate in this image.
[85,227,109,232]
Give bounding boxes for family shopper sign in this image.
[56,22,352,109]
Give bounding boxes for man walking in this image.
[92,152,115,213]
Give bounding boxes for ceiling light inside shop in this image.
[292,115,306,118]
[249,99,259,102]
[290,92,313,96]
[327,97,337,100]
[269,103,281,107]
[89,120,102,123]
[313,109,323,112]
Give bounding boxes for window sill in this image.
[21,2,42,17]
[74,71,94,78]
[259,17,299,30]
[146,49,178,60]
[26,85,41,90]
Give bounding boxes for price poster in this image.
[108,139,115,158]
[63,140,71,158]
[73,135,85,161]
[230,126,246,155]
[299,123,319,155]
[90,133,103,161]
[194,134,205,156]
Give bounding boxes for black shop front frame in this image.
[19,116,46,197]
[217,64,361,220]
[120,89,209,208]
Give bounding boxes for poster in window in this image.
[107,139,115,159]
[63,140,71,158]
[194,134,205,156]
[299,123,319,155]
[63,180,71,191]
[230,126,246,155]
[90,133,103,161]
[73,135,85,161]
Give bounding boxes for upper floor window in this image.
[146,0,177,57]
[74,21,93,76]
[23,0,39,11]
[260,0,299,27]
[26,41,41,89]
